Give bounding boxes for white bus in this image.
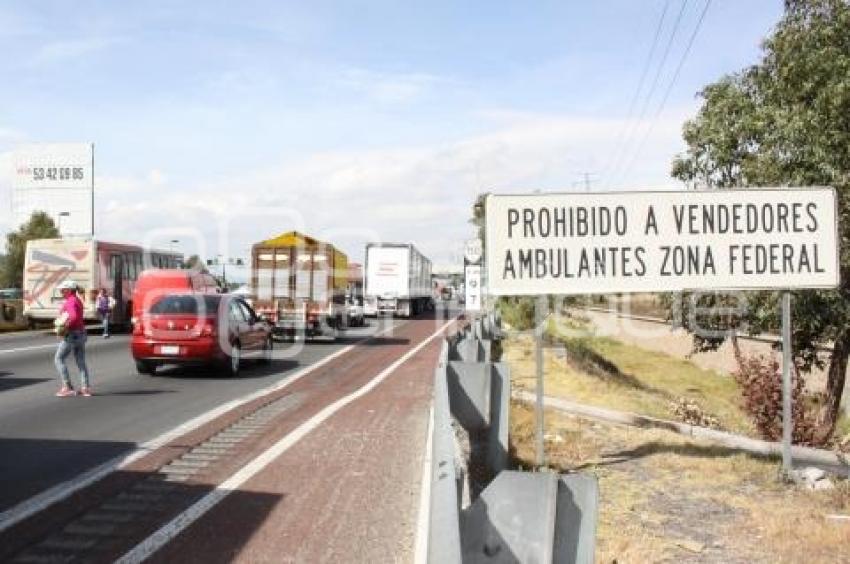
[23,238,181,328]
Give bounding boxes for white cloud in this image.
[0,151,13,236]
[87,108,691,267]
[0,106,692,269]
[148,169,167,186]
[29,36,120,66]
[336,68,445,104]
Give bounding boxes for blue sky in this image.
[0,1,785,273]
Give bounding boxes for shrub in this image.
[732,346,818,445]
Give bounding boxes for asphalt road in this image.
[0,318,407,514]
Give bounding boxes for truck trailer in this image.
[251,231,349,339]
[364,243,432,317]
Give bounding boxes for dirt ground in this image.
[511,402,850,564]
[500,315,850,563]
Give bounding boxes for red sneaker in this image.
[80,387,93,397]
[55,386,76,397]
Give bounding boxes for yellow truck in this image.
[251,231,349,340]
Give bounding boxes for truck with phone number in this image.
[364,242,432,317]
[251,231,349,340]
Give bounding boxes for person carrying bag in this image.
[54,280,93,397]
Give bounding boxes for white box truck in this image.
[364,243,433,317]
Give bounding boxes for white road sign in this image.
[464,238,483,265]
[465,265,481,311]
[12,143,93,190]
[485,188,839,296]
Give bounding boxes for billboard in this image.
[11,143,93,236]
[485,188,839,296]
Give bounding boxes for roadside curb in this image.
[515,391,850,477]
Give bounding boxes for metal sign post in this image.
[535,295,546,467]
[483,189,839,475]
[781,291,793,475]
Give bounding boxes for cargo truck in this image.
[364,243,432,317]
[251,231,349,339]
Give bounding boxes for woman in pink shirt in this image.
[55,280,92,397]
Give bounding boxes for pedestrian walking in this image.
[54,280,92,397]
[95,288,113,338]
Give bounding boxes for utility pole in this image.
[579,172,597,192]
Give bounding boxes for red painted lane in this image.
[1,316,457,563]
[149,318,449,563]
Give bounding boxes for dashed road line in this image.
[0,332,375,532]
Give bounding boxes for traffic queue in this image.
[23,229,436,379]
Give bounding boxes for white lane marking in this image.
[0,344,56,354]
[414,403,435,564]
[117,318,455,564]
[0,320,405,531]
[0,335,128,355]
[0,322,401,533]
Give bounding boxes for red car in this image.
[131,269,220,323]
[131,294,272,376]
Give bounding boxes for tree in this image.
[671,0,850,441]
[2,212,60,288]
[184,254,208,272]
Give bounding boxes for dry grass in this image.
[504,330,754,435]
[510,402,670,563]
[506,342,850,563]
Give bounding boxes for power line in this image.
[605,0,690,187]
[602,0,671,182]
[616,0,712,184]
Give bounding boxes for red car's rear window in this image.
[149,295,222,315]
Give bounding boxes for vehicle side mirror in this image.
[257,314,268,323]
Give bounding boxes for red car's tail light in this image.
[132,317,149,336]
[191,317,217,337]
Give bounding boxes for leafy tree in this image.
[671,0,850,441]
[184,254,208,272]
[2,212,60,288]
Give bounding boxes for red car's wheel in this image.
[222,342,241,377]
[260,337,272,364]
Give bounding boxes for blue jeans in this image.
[98,311,109,336]
[55,330,90,388]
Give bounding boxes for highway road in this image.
[0,308,458,562]
[0,317,406,515]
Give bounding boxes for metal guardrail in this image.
[428,312,598,563]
